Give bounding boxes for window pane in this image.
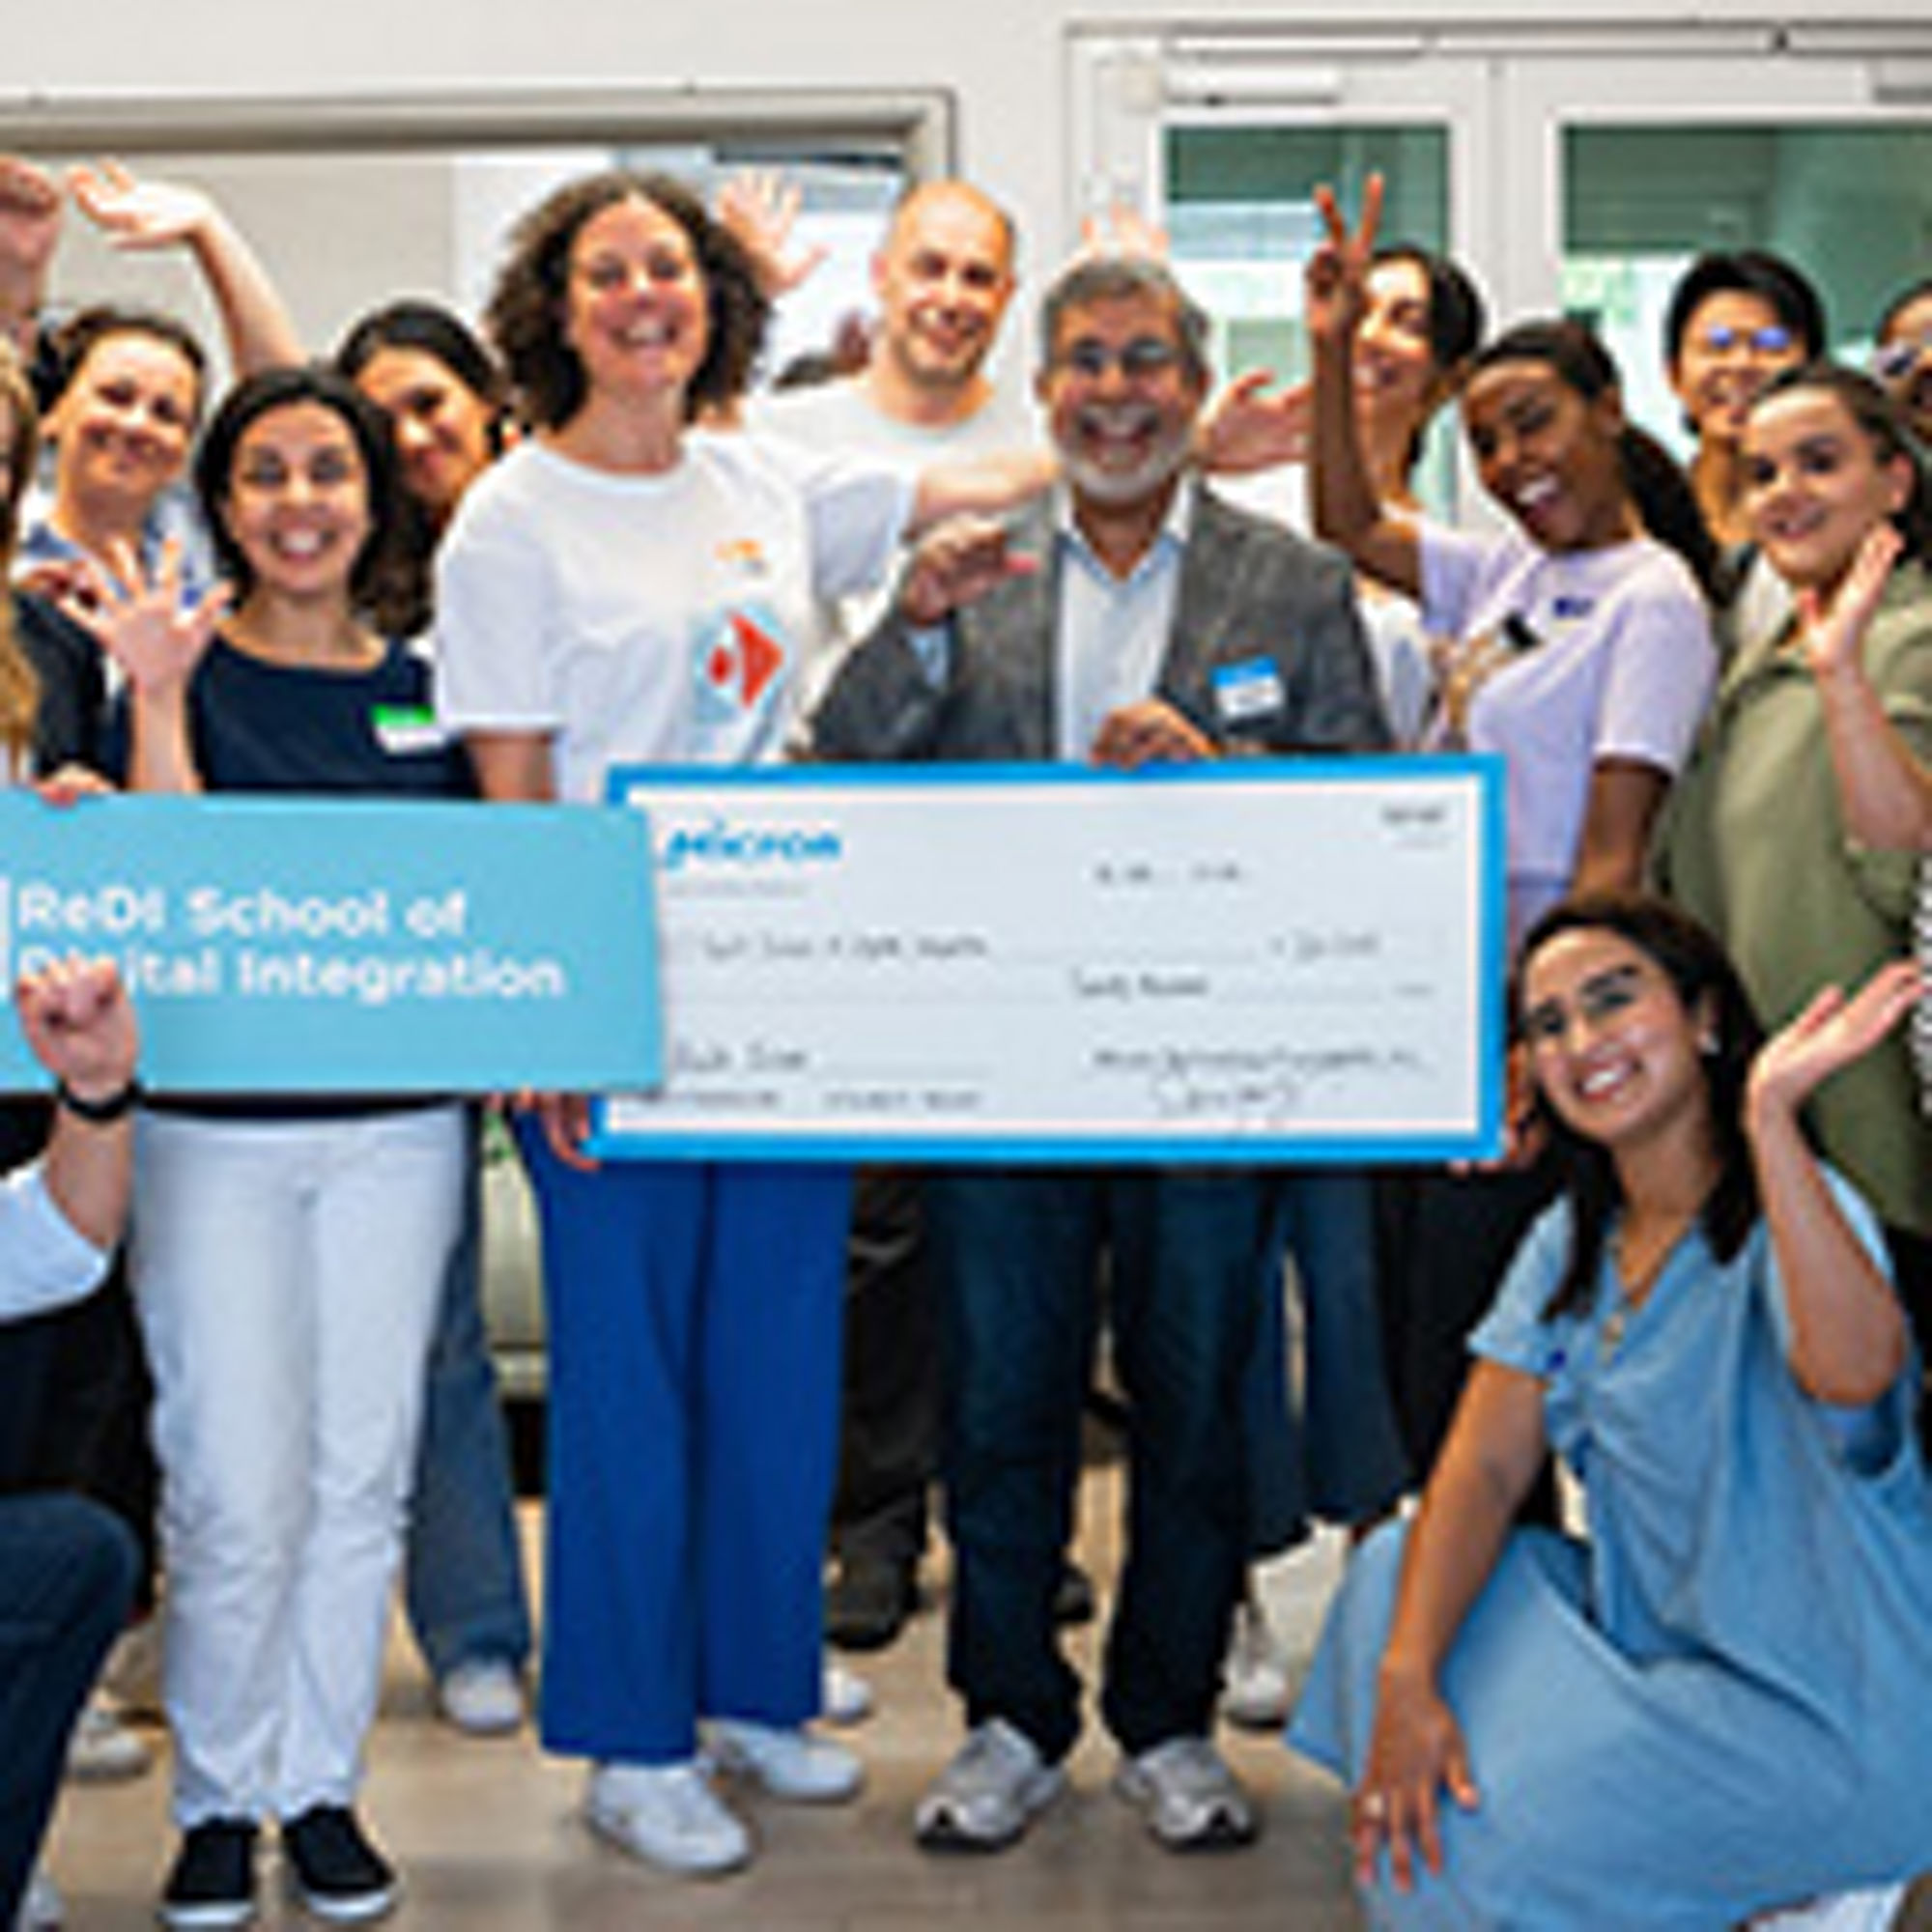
[1165,124,1453,508]
[1562,124,1932,459]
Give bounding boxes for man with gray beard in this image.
[812,254,1387,1854]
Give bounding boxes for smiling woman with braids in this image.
[1308,183,1718,952]
[1304,178,1721,1495]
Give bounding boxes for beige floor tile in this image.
[41,1475,1928,1929]
[43,1478,1363,1930]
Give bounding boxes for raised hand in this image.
[17,553,112,617]
[0,156,63,347]
[1304,174,1383,348]
[715,168,828,300]
[71,157,300,375]
[1747,959,1922,1121]
[0,156,63,278]
[1077,201,1170,263]
[897,515,1035,627]
[1799,521,1902,683]
[68,159,214,252]
[14,955,138,1100]
[81,539,231,696]
[1196,368,1312,475]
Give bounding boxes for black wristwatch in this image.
[54,1078,143,1124]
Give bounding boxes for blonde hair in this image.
[0,338,41,761]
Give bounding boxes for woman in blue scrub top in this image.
[1292,893,1931,1931]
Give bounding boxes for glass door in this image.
[1506,46,1932,457]
[1073,24,1932,501]
[1070,31,1491,518]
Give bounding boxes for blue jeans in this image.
[0,1492,137,1922]
[514,1125,850,1763]
[403,1109,533,1683]
[929,1168,1270,1763]
[1244,1170,1410,1554]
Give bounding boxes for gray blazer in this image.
[811,483,1390,765]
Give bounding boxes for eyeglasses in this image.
[1698,322,1796,356]
[1053,336,1184,381]
[1872,332,1932,384]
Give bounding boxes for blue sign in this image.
[0,793,660,1094]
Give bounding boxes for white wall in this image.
[11,0,1929,292]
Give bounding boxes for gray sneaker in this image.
[1114,1737,1257,1850]
[15,1868,61,1932]
[1220,1602,1295,1730]
[66,1694,153,1782]
[914,1719,1065,1852]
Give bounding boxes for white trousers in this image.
[130,1105,464,1826]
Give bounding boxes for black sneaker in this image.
[825,1553,919,1652]
[1054,1560,1096,1628]
[160,1818,259,1929]
[280,1805,397,1923]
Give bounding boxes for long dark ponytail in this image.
[1470,319,1720,599]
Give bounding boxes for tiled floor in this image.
[40,1476,1932,1931]
[43,1478,1365,1931]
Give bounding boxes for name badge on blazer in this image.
[1210,656,1286,726]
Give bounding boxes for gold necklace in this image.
[1603,1210,1696,1358]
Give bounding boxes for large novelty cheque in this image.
[0,793,659,1094]
[595,758,1503,1163]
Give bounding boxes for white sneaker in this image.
[436,1659,526,1737]
[705,1719,863,1803]
[585,1761,750,1877]
[65,1693,153,1782]
[1220,1602,1295,1730]
[821,1660,873,1726]
[14,1868,61,1931]
[1115,1736,1257,1850]
[914,1719,1065,1852]
[1750,1883,1910,1931]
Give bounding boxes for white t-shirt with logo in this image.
[1419,523,1717,947]
[435,434,911,804]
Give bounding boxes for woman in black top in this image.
[115,365,466,1931]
